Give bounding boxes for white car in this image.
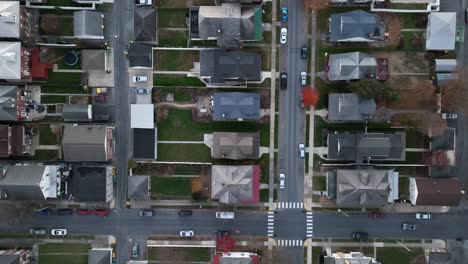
[300,72,307,86]
[51,229,67,236]
[416,213,431,220]
[280,28,287,44]
[179,230,194,238]
[299,143,305,158]
[135,0,152,6]
[132,75,148,83]
[279,173,285,189]
[215,211,235,219]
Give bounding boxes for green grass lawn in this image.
[33,150,58,160]
[39,243,90,264]
[46,72,82,85]
[406,129,424,148]
[158,9,188,28]
[148,247,211,262]
[260,189,269,202]
[39,125,58,145]
[154,75,205,87]
[262,1,272,23]
[313,176,327,191]
[154,50,199,71]
[41,95,68,104]
[157,109,270,146]
[377,247,424,264]
[260,154,269,184]
[174,91,192,102]
[399,176,410,199]
[157,143,212,162]
[39,255,88,264]
[173,165,202,175]
[40,243,90,254]
[41,85,87,94]
[157,29,188,47]
[151,177,192,196]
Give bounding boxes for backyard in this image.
[154,50,199,71]
[157,143,211,162]
[151,176,193,198]
[39,243,90,264]
[148,247,212,262]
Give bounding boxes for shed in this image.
[434,59,457,72]
[62,104,92,122]
[426,12,456,51]
[73,11,104,39]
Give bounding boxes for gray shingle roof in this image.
[62,125,110,162]
[327,52,377,81]
[329,10,382,42]
[129,43,153,68]
[328,93,376,122]
[0,1,20,38]
[134,8,157,42]
[0,165,46,200]
[88,248,111,264]
[82,50,106,71]
[62,104,92,122]
[0,85,17,121]
[211,165,258,204]
[72,166,107,202]
[128,176,149,199]
[212,92,260,121]
[0,255,19,264]
[426,12,456,51]
[73,11,104,39]
[212,132,260,160]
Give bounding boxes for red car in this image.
[94,95,108,103]
[368,212,383,219]
[93,209,109,217]
[75,209,91,216]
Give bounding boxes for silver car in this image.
[299,144,305,158]
[280,28,287,44]
[179,230,194,238]
[300,72,307,86]
[279,173,285,189]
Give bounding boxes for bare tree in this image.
[440,67,468,112]
[304,0,329,13]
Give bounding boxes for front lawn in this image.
[39,243,90,264]
[154,75,205,87]
[39,125,58,145]
[41,95,68,104]
[313,176,327,191]
[151,177,192,197]
[157,143,212,162]
[33,150,58,160]
[41,85,87,94]
[148,247,211,262]
[154,50,199,71]
[377,247,424,264]
[158,9,188,28]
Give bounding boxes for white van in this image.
[216,211,235,219]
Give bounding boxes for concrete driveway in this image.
[128,68,153,88]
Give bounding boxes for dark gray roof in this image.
[62,104,92,122]
[213,92,260,121]
[82,50,106,71]
[328,132,405,162]
[62,125,110,162]
[72,166,107,202]
[73,10,104,39]
[129,43,153,68]
[329,10,382,42]
[0,165,47,200]
[327,52,377,81]
[133,128,156,159]
[128,176,149,199]
[429,252,451,264]
[212,132,260,160]
[0,255,19,264]
[328,93,376,122]
[430,128,455,151]
[200,49,261,84]
[88,248,111,264]
[134,8,157,42]
[0,85,18,121]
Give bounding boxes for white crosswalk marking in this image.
[277,202,305,209]
[306,211,314,238]
[277,239,304,247]
[267,211,275,237]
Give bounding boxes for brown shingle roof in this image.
[414,178,462,206]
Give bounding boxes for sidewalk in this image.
[130,199,269,209]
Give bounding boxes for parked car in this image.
[75,209,91,216]
[279,173,285,189]
[96,87,107,94]
[135,0,152,6]
[300,71,307,86]
[51,229,67,236]
[136,88,150,95]
[280,72,288,90]
[441,112,457,119]
[351,232,368,240]
[368,212,383,219]
[132,75,149,83]
[139,209,154,217]
[215,211,235,219]
[298,143,305,158]
[299,95,305,108]
[216,230,231,237]
[93,209,109,217]
[30,228,46,235]
[179,230,194,238]
[57,208,73,216]
[301,46,307,59]
[94,115,110,121]
[132,242,139,258]
[36,209,50,216]
[281,7,288,22]
[416,213,431,220]
[280,28,287,44]
[465,8,468,23]
[402,223,418,231]
[94,95,109,103]
[178,210,193,217]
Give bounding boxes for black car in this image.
[300,46,307,59]
[280,72,287,90]
[216,230,230,237]
[351,232,368,240]
[57,208,73,216]
[178,210,193,217]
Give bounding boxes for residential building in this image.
[198,49,261,86]
[328,93,376,122]
[329,10,386,42]
[82,49,114,87]
[0,42,21,80]
[425,12,456,51]
[189,3,263,47]
[212,252,260,264]
[327,132,406,162]
[0,1,20,38]
[128,43,153,68]
[212,132,260,160]
[88,248,112,264]
[324,251,380,264]
[62,104,93,122]
[73,10,104,39]
[134,8,157,42]
[0,249,32,264]
[327,169,398,207]
[409,177,462,206]
[0,165,60,201]
[71,166,113,202]
[434,59,457,73]
[0,125,33,157]
[131,104,154,129]
[212,92,260,121]
[133,128,157,160]
[0,85,46,121]
[327,52,377,81]
[211,165,259,204]
[435,73,457,86]
[62,125,113,162]
[128,175,149,200]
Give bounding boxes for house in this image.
[327,52,377,81]
[189,3,263,47]
[73,10,104,39]
[128,175,149,200]
[62,125,113,162]
[0,165,60,201]
[0,249,32,264]
[82,49,114,87]
[134,8,157,42]
[133,128,157,160]
[88,248,112,264]
[212,132,260,160]
[0,125,32,157]
[0,42,21,80]
[327,169,398,207]
[425,12,456,51]
[329,10,385,42]
[0,1,20,38]
[198,49,261,86]
[328,93,376,122]
[72,166,112,202]
[212,92,260,121]
[212,252,260,264]
[62,104,92,122]
[211,165,259,204]
[128,43,153,68]
[324,252,380,264]
[0,85,46,121]
[434,59,457,73]
[409,177,462,206]
[327,132,406,162]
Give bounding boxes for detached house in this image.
[328,93,376,122]
[327,52,377,81]
[426,12,456,51]
[409,178,462,206]
[212,132,260,160]
[329,10,386,42]
[212,92,260,121]
[0,1,20,39]
[211,165,260,204]
[62,125,113,162]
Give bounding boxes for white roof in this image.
[435,59,457,72]
[131,104,154,129]
[426,12,456,51]
[0,1,19,38]
[0,42,21,80]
